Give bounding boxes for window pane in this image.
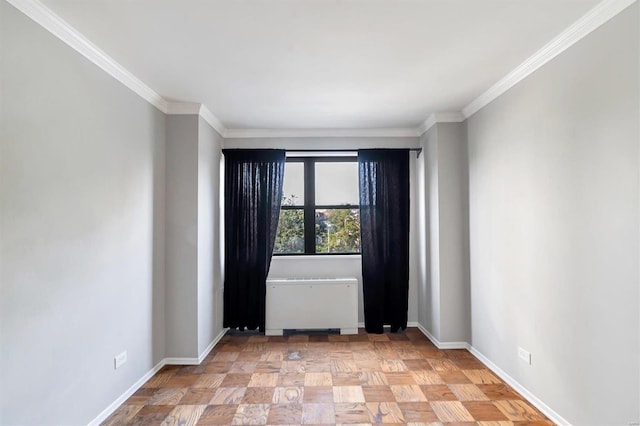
[315,162,359,205]
[274,208,304,253]
[315,208,360,253]
[282,162,304,206]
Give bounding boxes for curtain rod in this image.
[285,148,422,158]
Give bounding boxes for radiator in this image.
[265,277,358,336]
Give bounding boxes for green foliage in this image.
[316,208,360,253]
[274,195,361,254]
[274,195,304,253]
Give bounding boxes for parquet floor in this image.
[103,328,553,425]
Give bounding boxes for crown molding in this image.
[7,0,229,136]
[11,0,632,138]
[198,105,227,137]
[223,127,421,139]
[416,112,465,136]
[164,102,227,136]
[417,115,438,136]
[164,102,202,115]
[6,0,169,112]
[462,0,637,118]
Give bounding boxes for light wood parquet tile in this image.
[272,386,303,404]
[430,401,475,422]
[362,385,396,402]
[255,362,282,373]
[148,388,188,405]
[212,351,239,362]
[101,328,551,426]
[248,373,279,387]
[209,387,246,404]
[385,371,416,385]
[397,402,439,423]
[334,402,371,423]
[301,403,335,424]
[176,365,207,376]
[438,370,473,384]
[302,386,334,403]
[304,372,333,386]
[280,361,305,374]
[449,384,490,401]
[462,369,502,384]
[162,374,200,388]
[191,374,225,389]
[261,351,285,362]
[332,372,362,385]
[277,373,305,386]
[477,383,523,400]
[379,359,408,372]
[266,403,303,424]
[129,405,174,425]
[462,401,510,421]
[143,372,174,388]
[410,370,445,385]
[197,404,238,425]
[390,385,427,402]
[229,361,258,374]
[402,359,433,371]
[161,404,206,426]
[125,388,156,405]
[331,359,359,373]
[493,400,547,421]
[421,384,458,401]
[236,352,263,362]
[102,404,143,425]
[179,388,218,404]
[205,362,234,373]
[333,385,366,403]
[231,403,270,425]
[353,350,380,361]
[357,371,389,385]
[221,373,252,387]
[243,387,276,404]
[427,359,460,372]
[355,359,382,371]
[366,402,405,423]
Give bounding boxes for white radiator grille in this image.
[265,277,358,335]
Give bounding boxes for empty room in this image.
[1,0,638,425]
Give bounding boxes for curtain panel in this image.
[223,149,286,332]
[358,149,410,333]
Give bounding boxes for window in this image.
[274,157,360,255]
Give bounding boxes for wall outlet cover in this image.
[518,347,531,365]
[114,351,127,369]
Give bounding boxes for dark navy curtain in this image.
[358,149,410,334]
[223,149,286,332]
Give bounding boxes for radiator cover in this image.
[265,277,358,336]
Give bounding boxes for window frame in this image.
[275,156,360,256]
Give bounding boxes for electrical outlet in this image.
[114,351,127,369]
[518,347,531,365]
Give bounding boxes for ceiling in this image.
[39,0,600,131]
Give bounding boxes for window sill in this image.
[272,254,361,261]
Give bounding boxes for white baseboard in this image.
[415,322,469,349]
[412,323,570,424]
[356,321,420,328]
[198,328,229,363]
[87,359,165,426]
[88,328,229,425]
[163,357,200,365]
[468,346,571,426]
